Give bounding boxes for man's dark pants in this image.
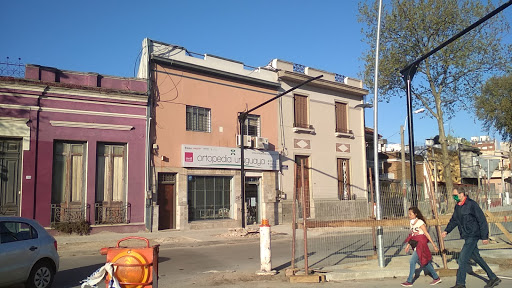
[456,237,496,285]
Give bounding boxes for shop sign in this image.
[182,144,279,171]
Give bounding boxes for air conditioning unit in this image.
[253,137,269,150]
[236,134,252,147]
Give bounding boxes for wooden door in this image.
[295,155,310,218]
[0,139,21,216]
[158,183,175,230]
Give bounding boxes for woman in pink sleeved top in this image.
[401,207,442,287]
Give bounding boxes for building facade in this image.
[0,65,148,232]
[270,60,369,222]
[138,39,280,230]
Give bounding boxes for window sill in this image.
[335,131,354,138]
[293,126,315,134]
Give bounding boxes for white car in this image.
[0,217,59,288]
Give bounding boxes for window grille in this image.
[186,106,211,132]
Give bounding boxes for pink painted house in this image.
[138,39,280,230]
[0,65,148,232]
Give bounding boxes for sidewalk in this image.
[55,224,292,256]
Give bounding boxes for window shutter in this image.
[294,95,308,128]
[335,102,348,133]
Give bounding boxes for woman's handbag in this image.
[408,239,418,249]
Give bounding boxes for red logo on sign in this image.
[185,152,193,162]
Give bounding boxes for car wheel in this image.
[26,260,55,288]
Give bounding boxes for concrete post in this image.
[257,219,276,275]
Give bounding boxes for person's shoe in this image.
[449,285,465,288]
[484,277,501,288]
[401,281,413,287]
[430,278,442,285]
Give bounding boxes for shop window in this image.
[188,176,231,221]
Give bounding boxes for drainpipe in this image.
[33,85,49,220]
[144,38,153,232]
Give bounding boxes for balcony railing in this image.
[51,203,89,224]
[94,202,131,225]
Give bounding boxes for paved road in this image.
[53,236,512,288]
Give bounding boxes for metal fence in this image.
[0,57,24,78]
[94,202,131,225]
[291,183,512,272]
[51,203,90,224]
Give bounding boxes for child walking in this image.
[401,207,442,287]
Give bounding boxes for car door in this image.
[0,221,41,286]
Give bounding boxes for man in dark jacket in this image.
[442,188,501,288]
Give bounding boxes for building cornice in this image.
[50,120,134,131]
[277,70,368,97]
[0,81,148,104]
[151,55,280,89]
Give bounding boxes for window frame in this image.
[242,114,261,137]
[51,141,87,205]
[96,143,127,204]
[0,221,38,244]
[293,94,309,129]
[335,102,349,133]
[187,176,232,221]
[186,105,211,132]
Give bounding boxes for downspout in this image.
[33,85,49,219]
[145,38,153,232]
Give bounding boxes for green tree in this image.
[475,73,512,143]
[358,0,510,196]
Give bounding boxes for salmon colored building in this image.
[138,39,280,230]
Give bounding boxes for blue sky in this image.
[1,0,510,146]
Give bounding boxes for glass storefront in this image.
[187,176,231,221]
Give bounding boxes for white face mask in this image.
[410,218,417,225]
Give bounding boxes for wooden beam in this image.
[297,213,512,229]
[485,211,512,243]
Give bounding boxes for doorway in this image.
[295,155,310,218]
[0,138,22,216]
[158,173,176,230]
[245,177,260,225]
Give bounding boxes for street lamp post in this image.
[400,108,425,215]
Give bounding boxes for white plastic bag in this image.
[80,263,121,288]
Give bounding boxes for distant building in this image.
[471,135,495,152]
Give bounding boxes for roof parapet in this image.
[270,59,363,89]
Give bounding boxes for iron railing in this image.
[94,202,131,225]
[51,204,89,224]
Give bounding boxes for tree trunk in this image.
[436,110,453,198]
